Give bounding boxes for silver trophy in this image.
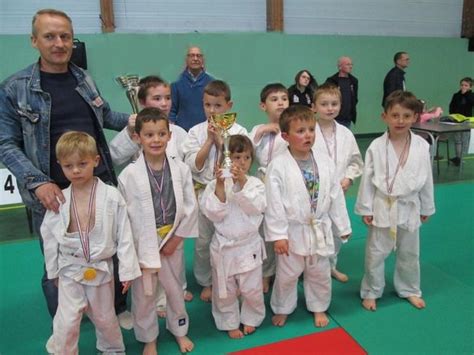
[116,74,140,114]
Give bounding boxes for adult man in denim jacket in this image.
[0,9,134,334]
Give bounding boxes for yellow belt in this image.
[157,224,173,239]
[193,182,206,191]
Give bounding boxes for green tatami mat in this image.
[0,183,472,354]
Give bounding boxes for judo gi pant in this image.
[260,223,276,278]
[329,235,343,270]
[194,189,214,287]
[271,251,331,314]
[211,266,265,331]
[53,277,124,355]
[360,226,421,299]
[156,248,188,311]
[132,246,189,343]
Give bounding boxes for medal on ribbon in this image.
[71,179,98,281]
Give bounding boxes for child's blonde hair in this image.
[56,131,98,161]
[279,105,315,134]
[312,83,341,103]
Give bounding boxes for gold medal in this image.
[157,224,173,239]
[83,267,97,281]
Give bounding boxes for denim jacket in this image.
[0,61,129,210]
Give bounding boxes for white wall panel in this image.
[284,0,463,37]
[113,0,266,33]
[0,0,101,34]
[0,0,464,37]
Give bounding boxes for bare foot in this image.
[262,276,271,293]
[406,296,426,309]
[228,329,244,339]
[272,314,288,327]
[176,335,194,352]
[314,312,329,327]
[331,269,349,283]
[243,324,255,335]
[200,286,212,302]
[143,340,157,355]
[184,290,194,302]
[362,298,377,311]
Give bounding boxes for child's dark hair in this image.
[383,90,422,113]
[135,107,169,134]
[460,77,472,86]
[228,134,254,161]
[204,80,231,101]
[137,75,169,102]
[279,105,315,134]
[260,83,288,103]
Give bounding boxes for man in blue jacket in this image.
[0,9,135,348]
[169,46,214,131]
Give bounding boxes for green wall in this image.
[1,32,473,135]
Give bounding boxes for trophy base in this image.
[220,167,232,179]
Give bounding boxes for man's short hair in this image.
[228,134,254,161]
[56,131,98,161]
[135,107,169,134]
[313,83,341,103]
[383,90,422,113]
[280,105,315,134]
[393,51,407,63]
[260,83,288,103]
[32,9,73,36]
[137,75,169,102]
[204,80,231,101]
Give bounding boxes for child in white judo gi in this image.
[114,75,194,316]
[200,134,266,339]
[118,108,198,354]
[312,83,363,283]
[41,131,141,354]
[356,90,435,311]
[265,105,352,328]
[249,83,289,293]
[182,80,248,302]
[110,75,188,164]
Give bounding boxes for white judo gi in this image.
[355,131,435,300]
[265,148,352,315]
[313,122,363,270]
[249,124,288,278]
[183,121,248,287]
[200,176,267,330]
[110,124,190,310]
[118,152,198,342]
[41,180,141,355]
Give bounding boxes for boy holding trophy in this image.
[182,80,248,302]
[200,135,267,338]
